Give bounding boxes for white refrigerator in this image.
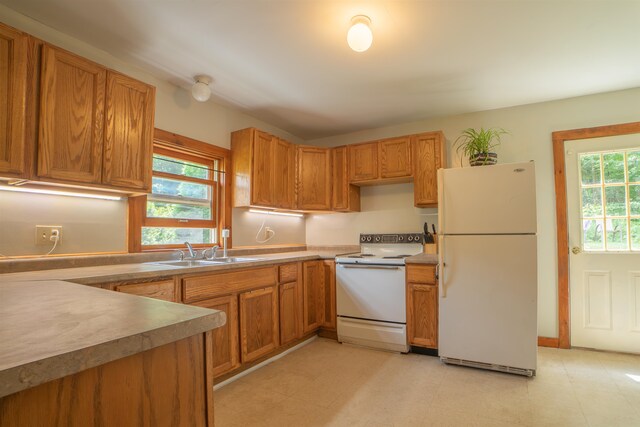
[437,161,538,377]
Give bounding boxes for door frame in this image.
[552,121,640,349]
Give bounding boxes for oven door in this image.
[336,263,406,323]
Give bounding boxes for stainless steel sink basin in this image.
[149,257,260,267]
[204,257,260,263]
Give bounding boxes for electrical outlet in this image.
[265,226,273,239]
[35,226,62,246]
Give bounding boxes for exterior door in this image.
[566,135,640,353]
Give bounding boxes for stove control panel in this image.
[359,233,424,244]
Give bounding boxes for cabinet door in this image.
[239,286,279,363]
[251,130,274,206]
[272,138,295,209]
[194,295,240,378]
[103,71,155,191]
[331,146,360,212]
[321,260,336,330]
[114,279,178,302]
[302,261,323,333]
[348,142,378,182]
[379,136,412,178]
[279,281,300,346]
[38,45,106,184]
[0,24,28,178]
[413,132,444,207]
[297,146,331,210]
[407,282,438,348]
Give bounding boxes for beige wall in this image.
[306,87,640,339]
[0,5,302,256]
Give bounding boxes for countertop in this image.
[0,280,226,398]
[405,253,439,264]
[0,250,355,286]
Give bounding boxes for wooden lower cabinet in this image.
[321,260,336,330]
[239,286,279,363]
[194,295,240,378]
[406,265,438,349]
[279,281,300,346]
[302,261,324,333]
[114,278,178,302]
[0,334,213,426]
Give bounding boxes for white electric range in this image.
[335,233,425,353]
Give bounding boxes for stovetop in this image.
[336,233,424,265]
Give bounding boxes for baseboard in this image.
[213,335,317,390]
[538,336,560,348]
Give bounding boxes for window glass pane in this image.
[147,200,211,220]
[604,186,627,216]
[142,227,214,245]
[580,154,601,185]
[628,151,640,183]
[152,177,210,200]
[629,185,640,216]
[603,152,625,183]
[583,219,604,251]
[581,187,603,217]
[606,218,628,250]
[153,154,209,179]
[631,219,640,250]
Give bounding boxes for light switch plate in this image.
[35,226,62,246]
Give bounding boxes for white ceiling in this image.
[4,0,640,139]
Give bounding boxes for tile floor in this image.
[215,338,640,427]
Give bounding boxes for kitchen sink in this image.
[149,257,260,267]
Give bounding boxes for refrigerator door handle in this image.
[438,234,446,298]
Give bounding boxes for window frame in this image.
[578,147,640,252]
[128,129,231,252]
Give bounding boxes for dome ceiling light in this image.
[191,75,212,102]
[347,15,373,52]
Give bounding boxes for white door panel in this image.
[438,162,537,235]
[438,234,538,371]
[566,135,640,353]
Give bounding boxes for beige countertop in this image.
[0,250,355,286]
[0,280,226,398]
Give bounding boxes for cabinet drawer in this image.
[183,266,277,303]
[407,265,436,284]
[115,279,177,302]
[278,263,298,283]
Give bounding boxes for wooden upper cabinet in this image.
[0,23,29,178]
[239,286,279,363]
[331,146,360,212]
[251,130,274,206]
[297,146,331,210]
[272,138,296,209]
[379,136,412,179]
[348,142,378,182]
[413,131,445,207]
[37,45,106,184]
[102,71,155,191]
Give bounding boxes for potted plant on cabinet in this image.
[454,127,508,166]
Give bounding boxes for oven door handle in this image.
[338,264,401,270]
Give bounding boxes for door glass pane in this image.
[630,185,640,216]
[582,187,603,217]
[606,218,628,250]
[152,176,210,200]
[631,219,640,250]
[147,200,211,220]
[603,152,625,183]
[628,151,640,183]
[142,227,214,245]
[604,186,627,216]
[580,154,601,185]
[583,219,604,251]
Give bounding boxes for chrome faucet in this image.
[184,241,197,259]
